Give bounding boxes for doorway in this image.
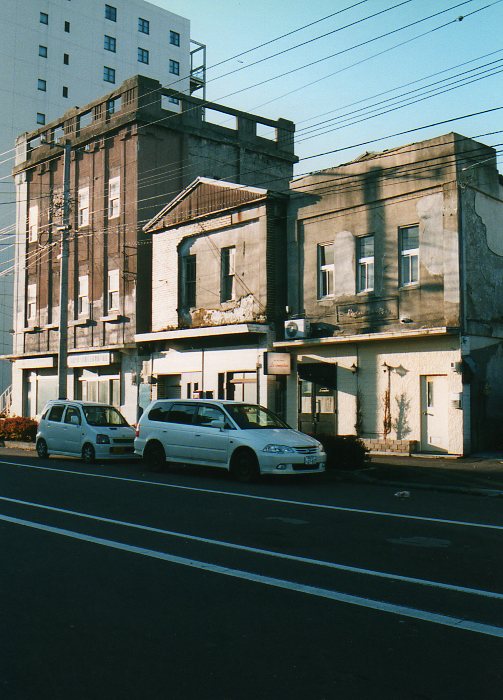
[420,375,448,453]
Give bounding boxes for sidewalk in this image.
[2,441,503,496]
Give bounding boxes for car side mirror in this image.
[209,419,225,430]
[70,415,80,425]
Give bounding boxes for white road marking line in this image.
[1,494,502,601]
[2,459,503,531]
[1,511,503,640]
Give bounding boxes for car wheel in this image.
[82,443,95,464]
[230,449,260,483]
[144,441,166,472]
[36,438,49,459]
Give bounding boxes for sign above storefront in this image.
[263,352,291,375]
[17,356,55,369]
[68,352,120,368]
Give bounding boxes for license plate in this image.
[304,455,318,465]
[111,446,131,454]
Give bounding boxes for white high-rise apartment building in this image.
[0,0,205,406]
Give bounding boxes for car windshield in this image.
[225,404,290,430]
[83,405,128,427]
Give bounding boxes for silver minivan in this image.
[36,400,136,463]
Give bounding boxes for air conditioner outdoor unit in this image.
[284,318,310,339]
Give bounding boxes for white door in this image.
[420,375,449,453]
[191,404,230,467]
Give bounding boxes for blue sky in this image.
[153,0,503,174]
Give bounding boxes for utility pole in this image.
[57,141,72,399]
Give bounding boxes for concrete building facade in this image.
[0,0,203,401]
[9,76,296,423]
[277,134,503,455]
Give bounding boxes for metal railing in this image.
[0,385,12,416]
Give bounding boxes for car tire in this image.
[144,441,166,472]
[36,438,49,459]
[82,443,95,464]
[230,449,260,483]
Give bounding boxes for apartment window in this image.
[27,284,37,320]
[36,113,46,125]
[28,205,38,242]
[104,35,116,52]
[62,86,68,98]
[78,275,89,316]
[108,176,120,218]
[138,47,149,64]
[39,45,48,58]
[357,235,374,293]
[78,187,89,227]
[169,59,180,75]
[317,243,335,298]
[138,17,149,34]
[168,96,179,105]
[399,225,419,286]
[64,21,70,32]
[37,78,47,91]
[183,255,196,308]
[220,247,236,302]
[40,12,48,25]
[105,5,117,21]
[63,53,69,65]
[107,269,119,311]
[103,66,115,83]
[170,30,180,46]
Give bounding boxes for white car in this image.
[36,400,136,463]
[134,399,326,481]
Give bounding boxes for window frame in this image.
[39,45,48,58]
[170,30,180,46]
[104,35,116,52]
[108,176,120,218]
[183,254,196,308]
[103,66,116,84]
[27,283,37,320]
[317,242,335,299]
[107,269,119,311]
[169,59,180,75]
[36,113,46,126]
[64,20,70,33]
[28,205,38,242]
[138,17,150,34]
[399,224,419,287]
[137,47,149,64]
[78,186,89,228]
[40,12,49,25]
[356,234,375,293]
[220,246,236,302]
[37,78,47,92]
[105,4,117,22]
[78,274,89,316]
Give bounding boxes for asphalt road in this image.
[1,453,502,700]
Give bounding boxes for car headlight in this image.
[96,434,110,444]
[262,444,296,454]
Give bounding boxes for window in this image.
[63,53,69,65]
[27,283,37,320]
[48,404,65,422]
[166,404,198,425]
[170,30,180,46]
[39,45,48,58]
[78,275,89,316]
[37,78,46,91]
[168,96,179,105]
[28,205,38,242]
[36,113,46,125]
[107,98,117,115]
[317,243,335,298]
[63,86,68,98]
[138,17,149,34]
[107,269,119,311]
[195,405,226,427]
[40,12,48,24]
[104,35,116,52]
[169,59,180,75]
[183,255,196,307]
[103,66,115,83]
[64,21,70,32]
[138,47,149,64]
[64,407,81,425]
[78,187,89,227]
[399,225,419,286]
[108,176,120,218]
[357,235,374,293]
[105,4,117,21]
[220,247,236,302]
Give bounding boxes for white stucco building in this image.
[0,0,204,403]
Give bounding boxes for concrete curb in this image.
[0,441,36,451]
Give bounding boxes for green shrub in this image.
[314,434,369,470]
[0,416,38,442]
